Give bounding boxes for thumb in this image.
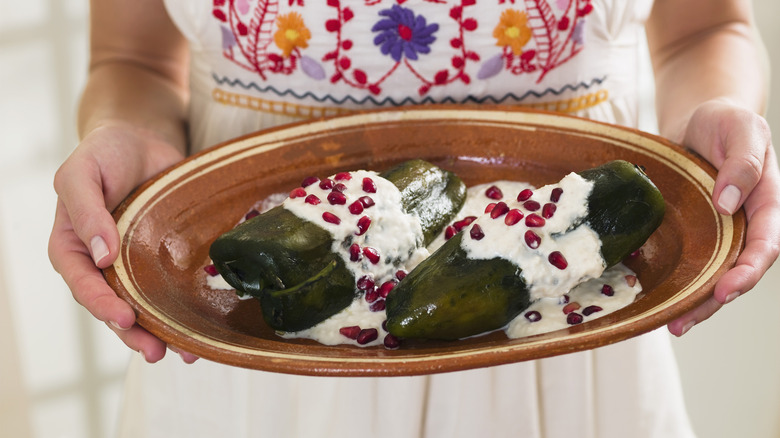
[53,153,121,268]
[683,102,771,215]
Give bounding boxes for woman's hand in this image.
[48,122,197,363]
[667,99,780,336]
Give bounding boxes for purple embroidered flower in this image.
[371,5,438,62]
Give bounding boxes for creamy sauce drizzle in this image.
[205,176,643,347]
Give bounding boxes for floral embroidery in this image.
[477,0,594,82]
[213,0,597,100]
[371,5,439,62]
[493,9,532,56]
[274,12,311,58]
[324,0,480,96]
[213,0,315,79]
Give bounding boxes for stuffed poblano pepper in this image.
[385,160,665,340]
[209,159,466,332]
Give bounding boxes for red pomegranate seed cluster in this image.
[290,173,381,265]
[339,317,400,348]
[446,184,570,272]
[521,274,636,327]
[288,172,413,349]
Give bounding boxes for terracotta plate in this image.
[105,106,745,376]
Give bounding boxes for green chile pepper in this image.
[385,160,666,340]
[208,159,466,332]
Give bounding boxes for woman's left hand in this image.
[667,99,780,336]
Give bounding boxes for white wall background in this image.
[0,1,778,437]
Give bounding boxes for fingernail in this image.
[90,235,110,265]
[724,291,741,304]
[718,185,741,215]
[679,320,696,336]
[109,320,129,331]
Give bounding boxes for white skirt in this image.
[116,328,695,438]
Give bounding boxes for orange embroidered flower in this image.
[493,9,532,56]
[274,12,311,58]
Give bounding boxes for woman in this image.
[49,0,778,436]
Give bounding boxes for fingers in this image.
[667,295,723,337]
[714,156,780,299]
[672,101,779,336]
[106,323,169,363]
[49,199,136,327]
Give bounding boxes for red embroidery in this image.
[214,0,595,95]
[213,0,308,79]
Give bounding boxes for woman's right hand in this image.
[48,121,196,363]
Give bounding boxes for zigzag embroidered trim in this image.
[211,88,609,119]
[212,73,607,106]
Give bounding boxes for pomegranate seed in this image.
[319,178,334,190]
[525,310,542,322]
[358,196,375,208]
[444,225,457,240]
[356,275,375,291]
[244,209,260,220]
[370,299,386,312]
[357,328,379,345]
[348,200,364,215]
[322,212,341,224]
[383,334,400,349]
[559,294,570,304]
[305,194,321,205]
[551,187,563,202]
[601,284,615,296]
[333,183,348,193]
[567,312,584,325]
[504,209,524,225]
[517,189,533,202]
[629,249,641,258]
[339,326,361,340]
[204,264,219,276]
[583,305,603,316]
[453,216,477,231]
[365,288,380,303]
[363,247,380,264]
[542,203,556,219]
[356,216,371,235]
[362,177,377,193]
[490,201,510,219]
[349,243,362,261]
[327,191,347,205]
[485,185,503,200]
[525,214,545,227]
[625,275,637,287]
[334,172,352,181]
[395,270,407,281]
[378,280,397,298]
[289,187,307,199]
[484,202,497,214]
[549,251,568,269]
[301,176,319,187]
[524,230,541,249]
[523,200,540,211]
[563,302,581,314]
[470,224,485,240]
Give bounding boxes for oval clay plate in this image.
[105,106,745,376]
